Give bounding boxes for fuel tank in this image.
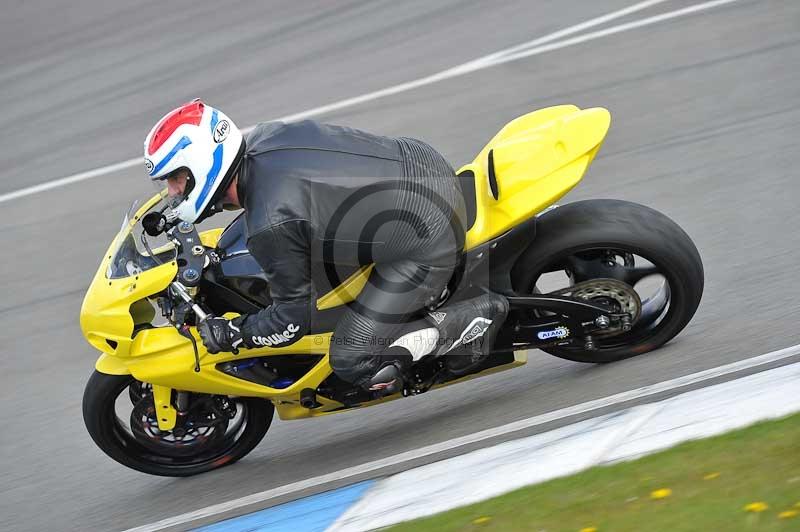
[214,214,272,308]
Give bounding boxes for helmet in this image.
[144,100,245,223]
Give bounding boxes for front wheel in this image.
[82,371,273,477]
[511,199,704,363]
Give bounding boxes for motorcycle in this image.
[81,105,704,476]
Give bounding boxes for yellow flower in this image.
[579,528,598,532]
[795,502,800,508]
[743,502,769,513]
[703,472,720,480]
[779,510,798,519]
[650,488,672,500]
[472,516,492,525]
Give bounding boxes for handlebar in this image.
[170,281,210,322]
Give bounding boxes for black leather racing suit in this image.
[231,120,466,387]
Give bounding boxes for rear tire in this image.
[511,199,704,363]
[82,371,273,477]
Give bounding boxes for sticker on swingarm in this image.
[537,326,570,340]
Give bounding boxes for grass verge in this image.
[388,412,800,532]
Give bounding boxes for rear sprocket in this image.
[550,278,642,327]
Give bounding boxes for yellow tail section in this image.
[461,105,611,249]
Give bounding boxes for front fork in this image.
[150,386,197,431]
[151,385,177,431]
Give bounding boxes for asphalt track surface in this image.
[1,1,798,530]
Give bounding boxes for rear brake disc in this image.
[551,278,642,325]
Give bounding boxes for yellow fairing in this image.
[80,193,177,358]
[316,265,373,310]
[461,106,610,249]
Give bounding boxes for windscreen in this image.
[106,195,177,279]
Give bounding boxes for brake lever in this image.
[169,281,211,371]
[177,324,202,373]
[170,282,241,362]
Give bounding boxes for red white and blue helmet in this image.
[144,99,245,223]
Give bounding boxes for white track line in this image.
[1,0,749,205]
[477,0,746,66]
[123,342,800,532]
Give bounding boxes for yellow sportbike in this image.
[81,106,704,476]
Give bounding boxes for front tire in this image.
[511,199,704,363]
[82,371,273,477]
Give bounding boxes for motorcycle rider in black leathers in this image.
[144,101,508,395]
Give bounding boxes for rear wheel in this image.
[511,199,704,363]
[83,371,273,476]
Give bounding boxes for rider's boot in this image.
[428,293,509,374]
[365,293,509,395]
[367,361,405,397]
[366,346,413,397]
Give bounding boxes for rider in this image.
[144,100,508,395]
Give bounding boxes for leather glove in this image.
[198,317,244,354]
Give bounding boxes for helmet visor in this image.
[151,168,194,209]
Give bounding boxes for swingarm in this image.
[506,293,633,351]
